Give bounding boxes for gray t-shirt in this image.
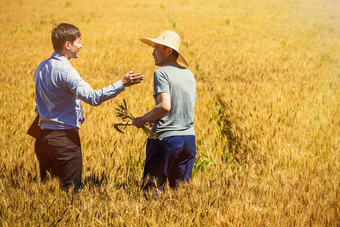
[152,64,196,139]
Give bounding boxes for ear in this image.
[64,41,72,50]
[166,47,173,57]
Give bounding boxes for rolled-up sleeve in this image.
[65,68,125,106]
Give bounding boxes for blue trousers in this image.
[143,135,196,190]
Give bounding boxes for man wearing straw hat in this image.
[33,23,144,192]
[133,31,196,192]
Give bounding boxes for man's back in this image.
[34,52,82,129]
[152,64,196,139]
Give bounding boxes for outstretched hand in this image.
[121,71,144,87]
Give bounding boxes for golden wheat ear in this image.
[115,99,158,139]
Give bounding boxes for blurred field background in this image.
[0,0,339,225]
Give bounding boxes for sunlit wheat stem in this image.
[115,99,158,139]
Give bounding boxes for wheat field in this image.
[0,0,339,225]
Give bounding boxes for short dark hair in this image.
[51,23,81,52]
[162,45,179,59]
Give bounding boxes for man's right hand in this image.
[121,71,144,87]
[132,117,147,128]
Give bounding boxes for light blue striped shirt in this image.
[34,52,124,129]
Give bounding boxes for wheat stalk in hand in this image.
[115,99,158,139]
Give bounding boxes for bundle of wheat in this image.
[115,99,158,139]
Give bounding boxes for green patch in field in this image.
[194,155,214,172]
[172,20,177,29]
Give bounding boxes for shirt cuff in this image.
[113,80,125,92]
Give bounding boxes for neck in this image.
[161,58,180,67]
[57,50,71,60]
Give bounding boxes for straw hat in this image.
[139,31,188,66]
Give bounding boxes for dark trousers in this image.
[143,135,196,191]
[35,129,82,191]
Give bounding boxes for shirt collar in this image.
[51,52,71,66]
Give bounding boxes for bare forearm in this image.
[143,103,169,122]
[133,104,169,128]
[132,92,171,128]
